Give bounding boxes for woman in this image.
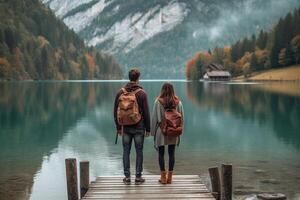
[151,82,184,184]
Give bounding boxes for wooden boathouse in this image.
[65,158,233,200]
[203,63,231,81]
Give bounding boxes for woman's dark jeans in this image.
[122,129,144,178]
[158,145,175,171]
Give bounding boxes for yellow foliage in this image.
[255,49,269,64]
[236,52,252,68]
[38,36,49,48]
[69,60,81,79]
[223,46,231,58]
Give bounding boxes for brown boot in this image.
[158,171,167,184]
[167,171,173,184]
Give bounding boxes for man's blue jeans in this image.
[122,129,144,178]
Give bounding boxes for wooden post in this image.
[221,164,232,200]
[65,158,79,200]
[80,161,89,198]
[209,167,221,200]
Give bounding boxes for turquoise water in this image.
[0,81,300,200]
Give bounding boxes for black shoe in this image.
[135,177,145,185]
[123,177,131,185]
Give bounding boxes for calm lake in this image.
[0,81,300,200]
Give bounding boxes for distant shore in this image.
[234,65,300,82]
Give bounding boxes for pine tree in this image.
[81,56,89,79]
[4,27,18,52]
[257,30,268,49]
[270,19,284,68]
[208,49,212,55]
[231,40,241,62]
[58,57,68,73]
[250,34,256,52]
[0,28,4,43]
[250,53,258,71]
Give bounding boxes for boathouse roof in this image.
[206,71,231,77]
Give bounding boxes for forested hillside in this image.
[186,7,300,80]
[43,0,300,78]
[0,0,122,80]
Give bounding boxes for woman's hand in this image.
[145,131,150,137]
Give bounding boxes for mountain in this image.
[0,0,122,80]
[43,0,300,78]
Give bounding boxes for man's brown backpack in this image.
[117,88,142,126]
[160,106,183,137]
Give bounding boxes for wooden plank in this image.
[89,184,207,188]
[85,189,210,194]
[90,183,206,187]
[96,176,200,180]
[94,181,202,184]
[92,180,205,184]
[95,179,202,182]
[96,175,199,178]
[83,198,215,200]
[83,193,214,198]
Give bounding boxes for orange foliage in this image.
[85,53,96,72]
[0,57,11,78]
[185,51,214,79]
[185,58,196,79]
[0,57,10,66]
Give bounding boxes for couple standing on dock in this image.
[114,69,184,185]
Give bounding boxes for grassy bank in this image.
[235,65,300,81]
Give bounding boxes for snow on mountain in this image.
[63,0,113,32]
[88,1,188,53]
[42,0,95,17]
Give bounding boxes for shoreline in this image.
[233,65,300,82]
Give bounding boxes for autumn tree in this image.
[291,35,300,64]
[278,45,294,66]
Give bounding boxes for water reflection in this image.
[0,82,121,200]
[0,81,300,200]
[186,82,300,149]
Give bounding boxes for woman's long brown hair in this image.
[158,82,179,109]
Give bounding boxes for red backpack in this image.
[160,104,183,137]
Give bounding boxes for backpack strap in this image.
[121,88,127,94]
[131,88,143,95]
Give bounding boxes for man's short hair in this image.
[128,68,140,82]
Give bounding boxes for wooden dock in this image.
[81,175,215,200]
[65,159,232,200]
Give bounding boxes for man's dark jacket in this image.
[114,82,150,132]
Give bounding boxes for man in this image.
[114,68,150,185]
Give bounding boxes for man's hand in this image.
[145,131,150,137]
[117,129,123,136]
